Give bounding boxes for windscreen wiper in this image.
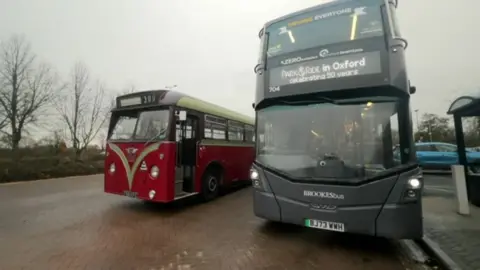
[143,128,168,146]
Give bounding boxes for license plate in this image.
[123,191,138,198]
[305,219,345,232]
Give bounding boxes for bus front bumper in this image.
[253,190,423,240]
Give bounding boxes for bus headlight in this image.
[109,163,115,174]
[250,165,272,192]
[250,168,259,180]
[149,190,156,199]
[150,166,159,178]
[404,177,422,200]
[250,167,265,190]
[407,178,421,190]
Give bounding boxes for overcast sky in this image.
[0,0,478,120]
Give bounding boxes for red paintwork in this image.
[104,141,254,202]
[104,142,177,202]
[196,144,255,191]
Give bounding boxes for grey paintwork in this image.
[252,164,423,239]
[263,0,384,29]
[255,0,410,106]
[252,0,420,239]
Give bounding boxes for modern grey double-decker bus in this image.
[251,0,422,239]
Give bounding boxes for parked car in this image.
[404,142,480,171]
[469,146,480,152]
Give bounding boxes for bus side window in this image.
[228,120,244,141]
[204,114,227,140]
[212,124,226,139]
[212,124,227,140]
[185,124,193,139]
[245,125,255,142]
[176,124,181,142]
[204,121,213,139]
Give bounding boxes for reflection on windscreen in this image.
[110,116,137,140]
[266,0,383,58]
[109,110,170,141]
[256,100,400,181]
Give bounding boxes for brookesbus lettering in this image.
[304,190,345,200]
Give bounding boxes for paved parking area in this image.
[0,175,413,270]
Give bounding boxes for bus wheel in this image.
[201,169,221,201]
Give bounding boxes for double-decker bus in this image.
[105,90,255,202]
[251,0,423,239]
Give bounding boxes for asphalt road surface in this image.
[0,175,415,270]
[423,173,455,197]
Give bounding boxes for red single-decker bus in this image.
[104,90,255,202]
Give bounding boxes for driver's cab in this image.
[173,108,200,198]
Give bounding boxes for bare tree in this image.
[0,35,59,150]
[122,83,136,94]
[109,83,137,109]
[58,62,109,159]
[98,83,137,147]
[97,131,107,151]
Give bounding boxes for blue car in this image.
[410,142,480,171]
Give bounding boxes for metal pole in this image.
[428,122,433,142]
[414,109,419,132]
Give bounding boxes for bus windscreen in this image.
[256,98,400,182]
[109,110,170,141]
[266,0,384,58]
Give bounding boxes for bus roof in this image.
[263,0,354,28]
[177,96,254,125]
[115,90,254,125]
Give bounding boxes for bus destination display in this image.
[268,51,382,92]
[118,93,158,107]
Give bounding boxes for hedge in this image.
[0,158,104,183]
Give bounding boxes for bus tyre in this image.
[201,169,221,202]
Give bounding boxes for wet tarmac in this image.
[0,175,413,270]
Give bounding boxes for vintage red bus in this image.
[105,90,255,202]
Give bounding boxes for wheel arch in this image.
[202,160,225,186]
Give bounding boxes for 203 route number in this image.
[305,219,345,232]
[269,86,280,93]
[141,94,155,104]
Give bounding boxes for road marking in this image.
[0,174,103,186]
[425,185,452,189]
[423,170,451,175]
[425,187,454,193]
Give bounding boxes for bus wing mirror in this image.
[409,86,416,94]
[252,103,255,109]
[176,110,187,121]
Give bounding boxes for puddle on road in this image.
[153,249,205,270]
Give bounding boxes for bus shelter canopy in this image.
[446,93,480,206]
[447,94,480,117]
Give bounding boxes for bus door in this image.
[175,110,199,195]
